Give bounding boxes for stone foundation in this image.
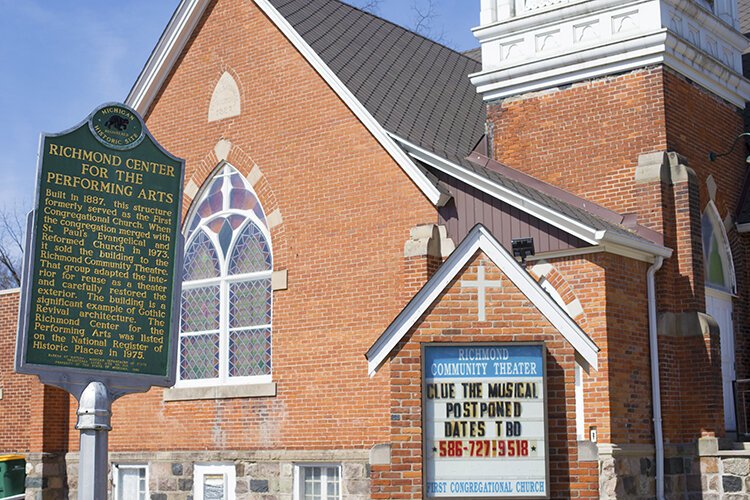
[696,439,750,499]
[598,444,656,498]
[24,453,67,500]
[20,441,750,498]
[65,450,371,499]
[597,439,750,499]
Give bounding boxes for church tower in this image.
[473,0,750,496]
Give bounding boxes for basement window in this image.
[294,464,342,500]
[113,464,148,500]
[194,464,236,500]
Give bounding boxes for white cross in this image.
[461,265,503,321]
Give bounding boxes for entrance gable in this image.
[366,225,599,375]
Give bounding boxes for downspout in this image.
[647,256,665,500]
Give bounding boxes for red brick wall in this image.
[65,0,437,452]
[550,254,652,446]
[373,252,599,498]
[487,67,744,312]
[0,291,31,452]
[488,65,747,442]
[0,290,69,454]
[488,66,667,219]
[664,70,746,216]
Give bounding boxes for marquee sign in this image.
[15,103,184,395]
[423,344,548,498]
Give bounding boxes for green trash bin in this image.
[0,455,25,499]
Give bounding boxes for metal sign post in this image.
[14,103,184,498]
[76,382,111,500]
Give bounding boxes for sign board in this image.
[15,103,184,396]
[423,344,548,498]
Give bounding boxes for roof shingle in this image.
[268,0,486,161]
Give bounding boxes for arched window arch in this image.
[702,202,736,295]
[179,163,272,386]
[538,275,586,440]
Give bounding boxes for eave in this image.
[390,133,673,263]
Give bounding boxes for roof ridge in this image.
[332,0,480,63]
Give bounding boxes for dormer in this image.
[471,0,750,107]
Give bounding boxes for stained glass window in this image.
[179,164,272,385]
[702,205,735,294]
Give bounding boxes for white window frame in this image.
[539,277,587,441]
[293,463,343,500]
[702,201,736,295]
[112,463,149,500]
[574,362,585,440]
[194,463,236,500]
[177,163,273,388]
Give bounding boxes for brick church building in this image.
[3,0,750,498]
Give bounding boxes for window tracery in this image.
[179,164,272,385]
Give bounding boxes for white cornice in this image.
[126,0,448,207]
[391,133,672,262]
[366,224,600,376]
[471,0,750,107]
[470,31,669,101]
[474,0,644,40]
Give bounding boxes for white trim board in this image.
[391,133,672,263]
[127,0,211,113]
[366,224,600,376]
[125,0,448,207]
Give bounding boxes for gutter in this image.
[647,256,665,500]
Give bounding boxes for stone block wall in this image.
[65,451,370,499]
[598,448,656,499]
[699,452,750,498]
[24,453,67,500]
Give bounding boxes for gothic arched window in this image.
[702,203,736,294]
[179,164,272,385]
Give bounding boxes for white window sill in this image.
[163,382,276,401]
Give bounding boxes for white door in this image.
[706,290,736,431]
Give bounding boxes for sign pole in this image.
[75,382,112,500]
[14,102,185,498]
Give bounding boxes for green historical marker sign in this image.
[16,103,184,388]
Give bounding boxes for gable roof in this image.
[269,0,486,165]
[393,134,673,262]
[366,224,600,376]
[127,0,671,261]
[127,0,449,207]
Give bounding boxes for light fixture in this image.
[512,237,535,266]
[708,132,750,163]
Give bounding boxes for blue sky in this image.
[0,1,479,211]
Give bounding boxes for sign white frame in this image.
[422,342,550,499]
